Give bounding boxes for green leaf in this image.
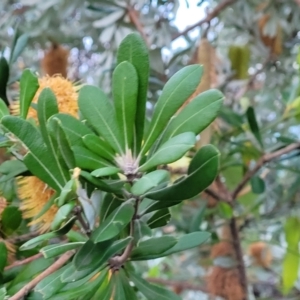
[52,268,107,299]
[140,198,181,215]
[141,64,203,155]
[0,287,6,299]
[72,146,112,171]
[0,98,9,120]
[49,114,93,148]
[32,265,68,299]
[50,202,76,230]
[78,85,123,154]
[131,236,177,261]
[129,271,181,300]
[189,202,206,232]
[217,202,233,219]
[1,206,22,232]
[2,116,63,191]
[162,89,224,141]
[47,117,76,169]
[60,264,95,283]
[20,217,76,250]
[99,193,123,222]
[10,33,28,64]
[19,69,39,119]
[91,167,121,177]
[74,239,113,271]
[161,232,210,256]
[0,242,7,273]
[82,134,115,161]
[91,201,134,243]
[146,145,219,201]
[117,32,149,154]
[115,270,138,300]
[56,178,77,207]
[37,88,69,185]
[112,61,138,150]
[139,132,196,172]
[147,208,171,229]
[282,217,300,294]
[41,242,84,259]
[250,176,265,194]
[0,160,27,183]
[0,57,9,106]
[246,106,263,148]
[131,170,170,196]
[79,237,132,271]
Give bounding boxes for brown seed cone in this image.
[207,266,245,300]
[248,241,272,268]
[41,43,69,78]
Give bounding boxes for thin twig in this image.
[6,231,39,244]
[147,277,208,293]
[229,217,248,300]
[232,142,300,199]
[4,253,43,271]
[172,0,237,41]
[9,250,75,300]
[73,206,91,236]
[127,5,150,47]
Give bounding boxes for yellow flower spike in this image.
[13,75,80,232]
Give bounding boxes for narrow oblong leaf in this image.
[10,33,28,64]
[282,217,300,294]
[91,201,135,243]
[0,98,9,119]
[129,271,181,300]
[162,89,224,141]
[131,236,177,260]
[50,202,76,230]
[189,202,206,232]
[131,170,170,196]
[161,232,210,257]
[146,145,219,201]
[49,114,93,148]
[37,88,69,185]
[139,132,196,172]
[0,242,7,272]
[2,116,63,190]
[250,176,265,194]
[91,167,121,177]
[78,85,123,154]
[1,206,22,232]
[113,61,138,150]
[141,64,203,155]
[83,134,115,161]
[0,57,9,106]
[117,32,149,153]
[20,217,76,250]
[147,208,171,228]
[72,146,112,171]
[246,106,263,148]
[19,69,39,119]
[41,242,84,259]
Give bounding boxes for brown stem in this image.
[6,232,39,244]
[232,142,300,199]
[4,253,43,271]
[73,206,91,236]
[9,250,75,300]
[146,277,208,293]
[172,0,237,41]
[109,198,140,270]
[127,5,150,47]
[229,218,248,300]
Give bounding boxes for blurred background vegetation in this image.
[1,0,300,299]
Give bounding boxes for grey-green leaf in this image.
[162,89,224,141]
[113,61,138,151]
[117,32,149,154]
[131,170,170,196]
[19,69,39,119]
[139,132,196,172]
[91,201,135,243]
[78,85,123,154]
[146,144,219,201]
[141,64,203,155]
